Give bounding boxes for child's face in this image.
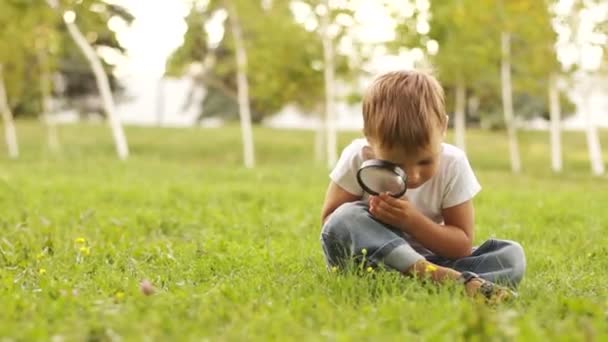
[371,134,443,189]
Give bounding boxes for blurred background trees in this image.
[0,0,606,173]
[0,0,132,117]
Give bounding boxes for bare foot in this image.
[465,278,517,304]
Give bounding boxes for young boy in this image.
[320,70,526,302]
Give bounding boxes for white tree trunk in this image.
[41,79,60,153]
[454,79,466,151]
[156,79,165,126]
[548,74,562,172]
[64,15,129,160]
[500,32,521,173]
[315,120,325,163]
[0,64,19,159]
[226,1,255,168]
[321,0,337,169]
[39,51,61,153]
[582,88,604,175]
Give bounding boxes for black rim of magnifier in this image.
[356,159,408,198]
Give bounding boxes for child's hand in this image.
[368,193,419,231]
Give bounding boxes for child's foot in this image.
[461,273,518,304]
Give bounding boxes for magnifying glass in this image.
[356,159,408,198]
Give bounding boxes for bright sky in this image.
[105,0,606,79]
[106,0,190,78]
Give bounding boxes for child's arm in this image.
[320,181,361,225]
[369,193,474,259]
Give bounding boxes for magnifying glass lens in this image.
[356,160,407,197]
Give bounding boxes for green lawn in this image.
[1,122,607,340]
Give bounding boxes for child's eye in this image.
[418,159,433,166]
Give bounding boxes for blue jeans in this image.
[321,201,526,287]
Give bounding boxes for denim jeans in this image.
[321,201,526,286]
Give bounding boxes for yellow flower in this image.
[36,252,45,260]
[115,291,125,301]
[79,246,91,256]
[361,248,367,256]
[366,266,374,273]
[39,268,47,275]
[75,237,86,244]
[331,266,338,273]
[425,264,438,273]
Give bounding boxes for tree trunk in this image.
[582,84,604,175]
[156,79,165,126]
[0,64,19,159]
[321,0,337,169]
[39,50,61,153]
[64,13,129,160]
[226,0,255,169]
[41,74,60,153]
[454,79,466,151]
[500,32,521,173]
[315,118,325,163]
[548,73,562,172]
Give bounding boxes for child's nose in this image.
[406,169,420,183]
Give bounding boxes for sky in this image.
[105,0,607,79]
[105,0,190,78]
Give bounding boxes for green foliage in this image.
[426,0,574,123]
[428,1,499,87]
[503,1,560,94]
[167,1,326,122]
[0,0,132,117]
[165,6,210,77]
[167,0,363,123]
[1,122,608,339]
[0,2,53,112]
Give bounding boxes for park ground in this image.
[1,122,607,340]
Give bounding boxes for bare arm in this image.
[370,194,475,259]
[320,181,361,224]
[405,200,475,259]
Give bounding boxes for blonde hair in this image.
[362,70,447,151]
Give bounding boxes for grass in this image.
[1,121,607,341]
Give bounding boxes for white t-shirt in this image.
[330,138,481,225]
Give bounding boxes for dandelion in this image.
[115,291,125,301]
[361,248,367,256]
[79,246,91,256]
[425,264,438,273]
[366,266,374,273]
[39,268,47,275]
[75,237,86,244]
[331,266,338,273]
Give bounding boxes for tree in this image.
[499,30,521,173]
[296,0,373,167]
[427,1,499,152]
[1,1,131,118]
[167,1,326,122]
[506,1,564,173]
[553,0,606,175]
[167,1,329,167]
[0,0,132,158]
[0,65,18,158]
[224,0,255,168]
[47,0,129,160]
[0,2,27,158]
[319,0,338,168]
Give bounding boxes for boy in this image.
[320,70,525,302]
